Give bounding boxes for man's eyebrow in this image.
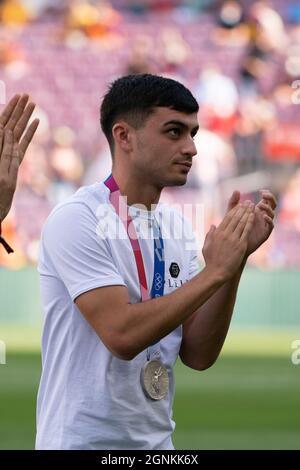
[162,120,199,134]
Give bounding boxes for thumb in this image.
[227,190,240,211]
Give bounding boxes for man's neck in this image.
[111,168,161,210]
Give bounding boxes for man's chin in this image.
[164,174,188,188]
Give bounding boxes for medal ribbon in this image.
[104,174,165,361]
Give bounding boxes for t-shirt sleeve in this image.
[39,202,126,301]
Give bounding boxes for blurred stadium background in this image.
[0,0,300,450]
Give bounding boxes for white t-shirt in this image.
[36,181,200,450]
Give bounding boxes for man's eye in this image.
[168,128,180,137]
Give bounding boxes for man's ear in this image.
[112,122,133,153]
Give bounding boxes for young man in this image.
[36,74,276,450]
[0,95,39,253]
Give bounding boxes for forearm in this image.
[180,257,248,370]
[119,266,224,359]
[81,203,255,361]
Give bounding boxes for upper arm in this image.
[75,285,132,360]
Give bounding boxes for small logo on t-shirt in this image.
[169,262,180,278]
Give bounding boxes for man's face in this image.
[130,107,199,188]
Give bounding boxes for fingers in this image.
[13,102,36,142]
[257,201,275,219]
[227,190,240,211]
[241,211,255,242]
[19,118,39,161]
[262,213,274,229]
[218,203,241,231]
[259,189,277,210]
[225,201,252,233]
[234,203,255,238]
[0,129,13,173]
[0,94,21,127]
[0,119,39,177]
[5,94,29,133]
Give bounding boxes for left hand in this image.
[227,189,277,257]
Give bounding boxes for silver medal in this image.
[141,359,169,400]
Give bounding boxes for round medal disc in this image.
[141,359,169,400]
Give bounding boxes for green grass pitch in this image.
[0,328,299,449]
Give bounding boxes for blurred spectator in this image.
[83,142,112,185]
[212,0,250,47]
[0,0,299,268]
[194,65,239,136]
[13,142,51,263]
[0,30,25,67]
[239,1,289,95]
[0,0,32,25]
[48,126,84,205]
[233,94,276,174]
[249,1,288,54]
[279,170,300,231]
[20,0,68,19]
[217,0,244,29]
[287,2,300,24]
[126,34,157,75]
[282,27,300,84]
[189,127,237,224]
[64,0,121,42]
[159,27,190,74]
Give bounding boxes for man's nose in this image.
[181,137,197,157]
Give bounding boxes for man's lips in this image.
[174,161,192,170]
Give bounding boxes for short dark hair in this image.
[100,74,199,155]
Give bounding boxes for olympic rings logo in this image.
[154,273,163,290]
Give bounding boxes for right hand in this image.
[0,94,39,221]
[202,201,255,282]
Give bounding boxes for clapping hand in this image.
[226,189,277,256]
[0,94,39,222]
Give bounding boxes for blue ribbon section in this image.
[150,219,165,299]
